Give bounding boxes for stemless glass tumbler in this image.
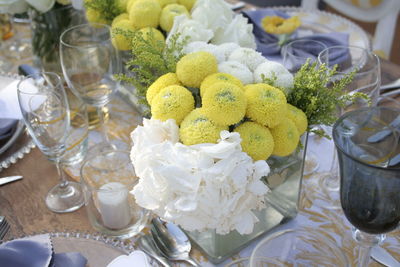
[60,23,121,152]
[17,72,84,213]
[333,106,400,266]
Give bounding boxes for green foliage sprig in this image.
[84,0,122,24]
[287,61,361,137]
[116,30,188,107]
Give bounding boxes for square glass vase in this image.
[186,134,308,264]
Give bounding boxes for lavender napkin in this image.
[0,79,21,142]
[242,9,350,63]
[0,234,87,267]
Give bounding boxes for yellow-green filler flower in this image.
[261,15,300,35]
[200,72,244,97]
[180,108,228,146]
[270,118,299,157]
[151,85,194,124]
[176,51,218,88]
[245,83,287,128]
[234,121,274,161]
[202,82,247,126]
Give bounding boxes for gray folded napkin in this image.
[0,234,87,267]
[0,119,17,141]
[242,9,350,64]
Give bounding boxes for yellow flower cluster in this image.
[87,0,195,51]
[148,51,308,160]
[261,15,301,35]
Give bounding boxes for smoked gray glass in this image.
[17,72,84,213]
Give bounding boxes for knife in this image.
[371,246,400,267]
[367,115,400,143]
[0,175,23,186]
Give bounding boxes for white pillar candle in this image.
[98,182,131,229]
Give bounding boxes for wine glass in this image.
[60,23,121,152]
[17,72,84,213]
[316,46,381,206]
[333,106,400,266]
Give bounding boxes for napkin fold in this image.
[0,79,22,141]
[0,234,87,267]
[242,9,350,63]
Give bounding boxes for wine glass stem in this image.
[97,106,111,144]
[325,147,340,189]
[55,160,68,188]
[353,228,385,267]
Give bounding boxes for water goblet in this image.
[60,23,121,152]
[316,46,381,205]
[333,106,400,266]
[17,72,84,213]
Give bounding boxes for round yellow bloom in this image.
[129,0,162,28]
[111,20,136,51]
[234,121,274,161]
[245,83,287,128]
[202,82,247,126]
[85,8,108,24]
[146,73,181,105]
[112,13,129,27]
[116,0,129,12]
[157,0,177,7]
[180,108,228,146]
[261,16,301,35]
[270,118,299,157]
[176,51,218,88]
[160,4,189,32]
[286,103,308,135]
[200,72,243,97]
[177,0,196,11]
[127,0,138,11]
[151,85,194,124]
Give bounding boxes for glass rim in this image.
[332,106,400,171]
[17,72,63,95]
[317,45,381,75]
[283,39,327,59]
[80,149,137,191]
[59,23,112,49]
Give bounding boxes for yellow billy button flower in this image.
[234,121,274,161]
[286,103,308,135]
[176,51,218,88]
[180,108,228,146]
[112,13,129,27]
[129,0,162,28]
[146,73,181,105]
[270,118,300,157]
[111,20,136,51]
[200,72,244,98]
[202,82,247,126]
[157,0,178,8]
[151,85,194,125]
[160,4,189,32]
[261,15,301,35]
[177,0,196,11]
[245,83,287,128]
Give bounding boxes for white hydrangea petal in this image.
[218,61,253,85]
[167,15,214,45]
[191,0,233,32]
[229,47,266,72]
[254,61,294,91]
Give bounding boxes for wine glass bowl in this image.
[333,106,400,266]
[17,72,84,213]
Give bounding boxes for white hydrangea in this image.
[191,0,233,32]
[130,119,270,235]
[228,47,266,72]
[254,61,294,94]
[212,14,256,49]
[167,15,214,45]
[215,42,240,62]
[183,42,226,63]
[218,61,254,85]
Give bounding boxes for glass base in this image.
[45,181,84,213]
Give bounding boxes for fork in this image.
[0,216,10,241]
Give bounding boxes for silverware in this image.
[0,175,23,186]
[228,1,246,11]
[137,234,172,267]
[0,216,10,240]
[151,218,200,267]
[381,78,400,92]
[382,88,400,97]
[367,115,400,143]
[371,246,400,267]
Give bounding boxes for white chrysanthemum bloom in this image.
[183,42,225,63]
[191,0,233,32]
[215,42,240,62]
[167,15,214,45]
[254,61,294,94]
[212,14,256,49]
[130,119,270,235]
[228,47,266,72]
[218,61,254,85]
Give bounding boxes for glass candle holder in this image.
[80,150,149,239]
